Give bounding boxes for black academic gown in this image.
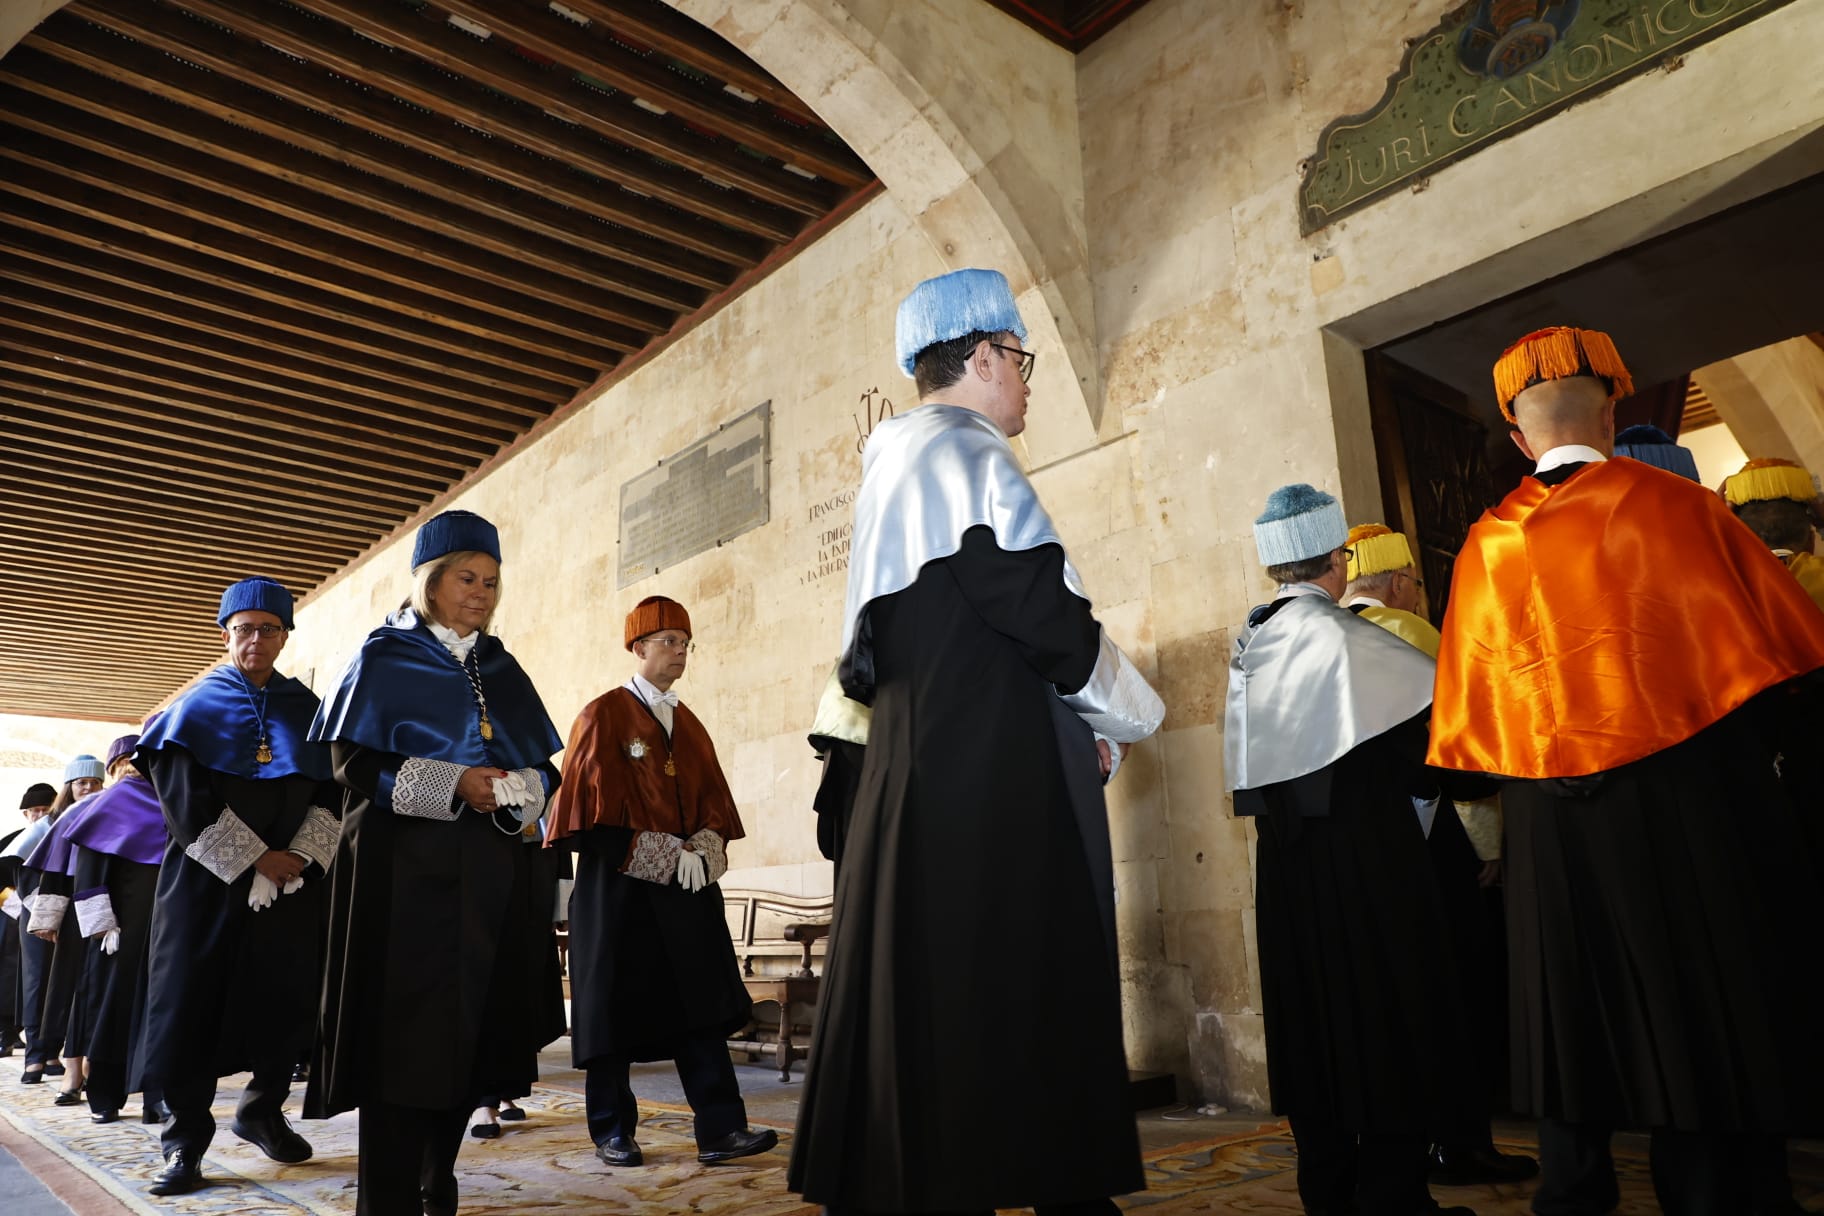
[1504,685,1824,1132]
[790,526,1140,1212]
[308,744,564,1116]
[30,867,86,1061]
[0,832,22,1039]
[72,847,159,1112]
[1240,702,1488,1146]
[811,739,867,876]
[130,748,338,1092]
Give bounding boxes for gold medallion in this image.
[256,742,273,764]
[480,715,494,741]
[664,757,677,776]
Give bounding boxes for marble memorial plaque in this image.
[618,401,771,587]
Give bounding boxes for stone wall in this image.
[0,712,130,836]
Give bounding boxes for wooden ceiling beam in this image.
[181,0,836,221]
[325,0,857,204]
[7,35,734,293]
[0,253,563,419]
[14,581,292,625]
[0,156,628,370]
[4,398,431,513]
[0,375,451,496]
[4,283,557,432]
[2,518,344,585]
[0,53,707,314]
[0,103,674,339]
[1,500,362,576]
[9,550,306,602]
[0,232,574,407]
[59,3,776,261]
[0,621,232,654]
[0,484,372,564]
[552,0,818,124]
[0,342,496,466]
[4,446,389,541]
[0,193,597,388]
[1,301,543,437]
[0,536,337,603]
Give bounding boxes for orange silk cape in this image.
[546,687,745,844]
[1429,458,1824,778]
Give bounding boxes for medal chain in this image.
[233,667,274,765]
[462,649,495,742]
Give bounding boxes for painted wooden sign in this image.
[1298,0,1796,234]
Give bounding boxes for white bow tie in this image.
[650,690,679,708]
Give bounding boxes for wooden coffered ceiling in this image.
[0,0,874,722]
[981,0,1157,51]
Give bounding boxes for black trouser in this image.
[0,917,21,1040]
[357,1102,469,1216]
[1287,1115,1430,1216]
[18,924,53,1066]
[1534,1119,1801,1216]
[159,1060,292,1157]
[584,1031,746,1148]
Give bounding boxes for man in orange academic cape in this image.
[545,596,777,1170]
[1430,327,1824,1216]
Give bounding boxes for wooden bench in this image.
[721,888,832,1081]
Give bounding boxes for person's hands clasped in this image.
[254,849,305,885]
[457,766,508,812]
[676,848,708,893]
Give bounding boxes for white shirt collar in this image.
[1275,581,1336,603]
[627,673,679,708]
[1534,444,1608,474]
[427,621,478,661]
[1344,594,1386,609]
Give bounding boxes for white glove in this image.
[676,848,708,893]
[100,928,121,955]
[282,876,304,895]
[491,770,535,808]
[248,872,278,911]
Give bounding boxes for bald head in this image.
[1508,376,1615,464]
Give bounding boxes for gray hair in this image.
[1267,551,1337,586]
[410,550,502,632]
[1345,569,1398,602]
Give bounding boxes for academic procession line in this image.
[5,275,1824,1216]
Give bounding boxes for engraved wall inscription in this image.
[618,402,771,587]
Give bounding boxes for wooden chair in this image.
[720,888,833,1080]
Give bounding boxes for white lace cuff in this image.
[28,892,68,934]
[1456,797,1503,862]
[393,757,465,820]
[685,829,728,885]
[75,889,118,938]
[624,830,682,884]
[1061,629,1166,744]
[185,808,268,883]
[288,806,341,870]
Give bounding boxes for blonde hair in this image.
[411,550,502,632]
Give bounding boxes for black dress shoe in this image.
[20,1069,44,1085]
[469,1121,501,1140]
[231,1114,313,1164]
[697,1127,779,1164]
[42,1062,64,1077]
[149,1150,205,1196]
[1428,1143,1541,1186]
[54,1088,84,1106]
[497,1101,526,1121]
[143,1100,171,1124]
[91,1110,120,1124]
[595,1135,643,1167]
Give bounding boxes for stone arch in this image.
[671,0,1104,465]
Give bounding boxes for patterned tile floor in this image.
[2,1048,1819,1214]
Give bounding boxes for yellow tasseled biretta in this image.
[1345,523,1415,581]
[1492,326,1635,424]
[1723,458,1819,507]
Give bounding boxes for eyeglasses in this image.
[1395,570,1426,589]
[643,634,694,653]
[228,623,286,639]
[988,343,1036,383]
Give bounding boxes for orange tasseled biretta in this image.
[1492,326,1635,423]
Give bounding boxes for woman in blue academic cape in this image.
[308,510,565,1216]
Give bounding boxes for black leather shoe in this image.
[232,1115,313,1164]
[91,1109,120,1124]
[42,1062,64,1077]
[149,1150,205,1196]
[470,1120,501,1140]
[20,1068,44,1085]
[54,1088,84,1106]
[595,1135,643,1167]
[143,1100,171,1124]
[1429,1143,1541,1185]
[697,1127,779,1164]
